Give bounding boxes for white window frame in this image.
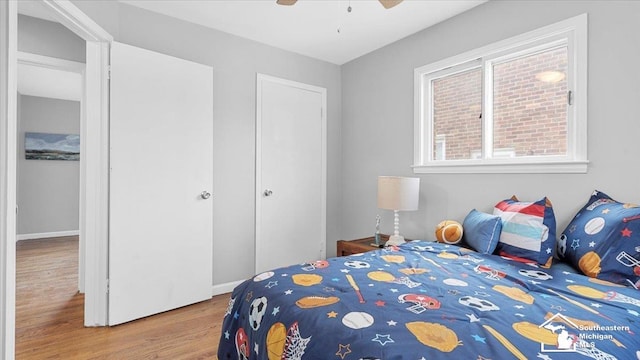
[413,14,588,174]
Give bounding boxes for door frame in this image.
[1,1,111,355]
[254,73,327,272]
[0,1,18,357]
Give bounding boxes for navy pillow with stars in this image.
[559,190,640,288]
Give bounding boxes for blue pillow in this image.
[559,190,640,287]
[493,196,556,267]
[462,209,502,254]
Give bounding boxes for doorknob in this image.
[200,191,211,199]
[263,189,273,197]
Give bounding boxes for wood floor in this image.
[16,236,231,359]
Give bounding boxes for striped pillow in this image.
[493,196,556,267]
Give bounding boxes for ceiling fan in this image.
[276,0,403,9]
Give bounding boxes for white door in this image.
[255,74,326,273]
[108,42,213,325]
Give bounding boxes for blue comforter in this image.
[218,241,640,359]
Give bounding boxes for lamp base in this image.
[385,234,405,247]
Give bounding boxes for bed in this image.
[217,241,639,359]
[218,191,640,359]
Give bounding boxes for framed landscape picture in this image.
[25,132,80,161]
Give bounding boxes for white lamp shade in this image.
[377,176,420,211]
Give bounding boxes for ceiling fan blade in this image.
[276,0,298,5]
[378,0,403,9]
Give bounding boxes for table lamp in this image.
[377,176,420,246]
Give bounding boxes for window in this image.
[413,14,588,174]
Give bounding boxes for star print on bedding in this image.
[218,241,639,359]
[559,190,640,288]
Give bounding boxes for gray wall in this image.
[72,1,343,285]
[17,95,80,236]
[341,1,640,241]
[64,0,640,288]
[18,14,85,62]
[17,14,83,238]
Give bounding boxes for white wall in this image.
[341,1,640,241]
[17,95,80,237]
[72,1,343,285]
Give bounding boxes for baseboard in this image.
[212,280,244,297]
[16,230,80,241]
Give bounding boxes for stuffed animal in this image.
[435,220,463,244]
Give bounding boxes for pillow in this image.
[559,190,640,287]
[462,209,502,254]
[493,196,556,267]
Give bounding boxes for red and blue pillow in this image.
[559,190,640,287]
[493,196,556,267]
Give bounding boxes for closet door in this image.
[255,74,327,273]
[108,42,213,325]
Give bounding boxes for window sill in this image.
[412,160,589,174]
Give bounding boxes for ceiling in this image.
[119,0,487,65]
[17,0,58,22]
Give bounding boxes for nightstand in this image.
[336,235,390,256]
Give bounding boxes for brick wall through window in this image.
[432,47,568,160]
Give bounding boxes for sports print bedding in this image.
[218,241,640,359]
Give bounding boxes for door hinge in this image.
[106,279,110,293]
[567,90,573,105]
[107,65,111,80]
